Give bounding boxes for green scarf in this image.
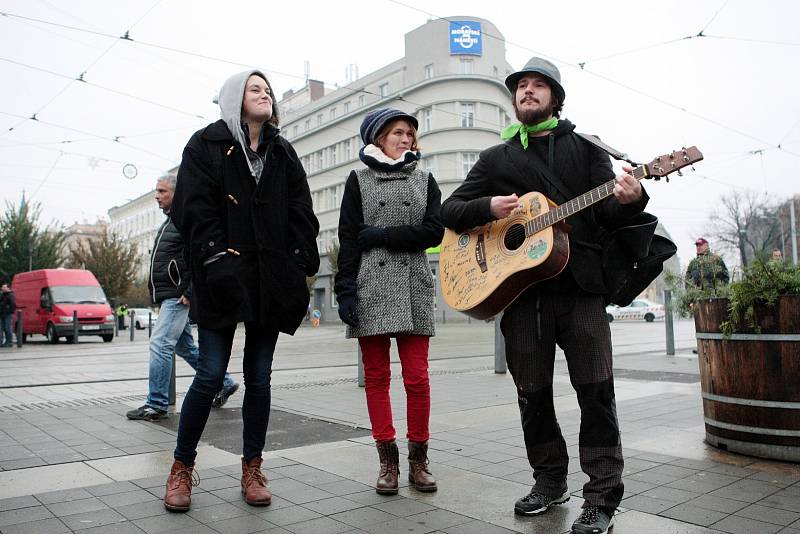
[501,118,558,149]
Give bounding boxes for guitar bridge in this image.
[475,233,488,273]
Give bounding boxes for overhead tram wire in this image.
[0,110,176,163]
[383,0,800,161]
[4,9,790,184]
[0,58,210,121]
[1,0,164,136]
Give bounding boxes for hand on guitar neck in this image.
[613,165,642,204]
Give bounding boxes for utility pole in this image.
[791,198,798,265]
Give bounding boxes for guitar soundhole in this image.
[503,224,526,251]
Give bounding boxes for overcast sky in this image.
[1,0,798,269]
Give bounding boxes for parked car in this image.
[12,268,115,343]
[606,298,665,323]
[128,308,159,329]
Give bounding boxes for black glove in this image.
[357,223,388,251]
[337,295,359,327]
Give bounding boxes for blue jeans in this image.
[0,314,12,345]
[175,322,278,464]
[146,298,234,411]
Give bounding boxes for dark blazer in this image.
[440,119,648,295]
[172,120,320,334]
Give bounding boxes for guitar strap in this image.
[504,132,636,204]
[504,138,575,204]
[575,133,639,166]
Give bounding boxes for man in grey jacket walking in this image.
[126,174,238,421]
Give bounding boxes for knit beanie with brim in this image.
[359,108,418,145]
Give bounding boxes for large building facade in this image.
[281,17,515,322]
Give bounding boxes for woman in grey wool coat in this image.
[334,108,444,495]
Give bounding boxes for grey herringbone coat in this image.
[335,153,444,338]
[345,164,437,338]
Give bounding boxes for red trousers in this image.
[358,334,431,443]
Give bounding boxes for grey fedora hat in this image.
[504,57,565,103]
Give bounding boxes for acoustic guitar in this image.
[439,147,703,319]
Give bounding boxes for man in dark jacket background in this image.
[0,284,16,347]
[126,175,238,422]
[441,57,648,534]
[166,70,319,512]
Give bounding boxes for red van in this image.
[12,269,115,343]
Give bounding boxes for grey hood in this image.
[218,69,279,178]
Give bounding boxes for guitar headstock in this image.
[644,146,703,181]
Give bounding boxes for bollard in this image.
[15,310,23,347]
[169,354,176,405]
[494,312,507,374]
[664,289,675,356]
[71,310,79,344]
[113,313,118,337]
[148,313,153,338]
[129,311,135,341]
[357,345,364,387]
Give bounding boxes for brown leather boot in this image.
[408,441,437,492]
[241,457,272,506]
[163,459,198,512]
[375,440,399,495]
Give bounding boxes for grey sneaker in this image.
[572,506,615,534]
[514,489,570,516]
[126,405,167,421]
[212,382,239,408]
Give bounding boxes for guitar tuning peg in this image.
[691,165,696,171]
[677,169,683,177]
[665,176,670,183]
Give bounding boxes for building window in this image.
[379,83,389,97]
[424,64,434,79]
[461,152,479,178]
[316,151,323,171]
[459,58,474,74]
[499,107,510,127]
[420,107,432,133]
[305,119,311,131]
[358,94,365,107]
[317,113,323,126]
[344,139,352,160]
[421,155,436,177]
[461,103,475,128]
[293,125,299,137]
[330,144,337,166]
[343,101,350,113]
[330,108,337,120]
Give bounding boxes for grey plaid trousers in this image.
[500,290,624,510]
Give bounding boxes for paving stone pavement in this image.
[0,321,798,533]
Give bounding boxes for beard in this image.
[513,98,555,125]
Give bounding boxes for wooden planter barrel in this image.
[695,295,800,462]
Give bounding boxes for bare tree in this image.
[706,190,781,267]
[67,231,139,305]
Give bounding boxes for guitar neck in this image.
[525,165,648,236]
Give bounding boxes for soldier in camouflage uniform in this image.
[685,237,729,290]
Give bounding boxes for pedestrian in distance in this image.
[685,237,729,291]
[335,108,444,496]
[116,303,128,330]
[440,57,648,534]
[125,174,238,423]
[166,70,319,512]
[0,284,16,347]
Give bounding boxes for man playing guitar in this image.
[440,57,646,534]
